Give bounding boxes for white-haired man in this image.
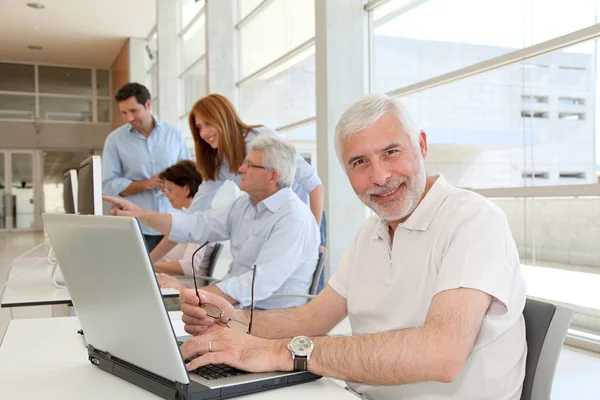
[104,136,320,309]
[173,94,527,400]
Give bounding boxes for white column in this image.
[128,38,147,84]
[315,0,368,277]
[206,0,238,104]
[206,0,241,204]
[156,0,179,125]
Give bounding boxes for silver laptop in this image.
[42,213,320,399]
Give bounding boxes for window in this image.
[178,2,206,124]
[0,63,34,92]
[0,94,35,120]
[370,0,599,93]
[180,0,205,29]
[521,110,549,118]
[238,0,315,79]
[237,0,316,137]
[240,49,315,127]
[180,116,195,157]
[559,112,585,120]
[96,70,111,123]
[559,97,586,105]
[239,0,265,20]
[145,26,159,114]
[180,58,207,117]
[38,66,93,122]
[39,97,92,122]
[521,95,548,104]
[180,13,206,72]
[559,66,586,71]
[277,121,317,170]
[39,66,92,96]
[0,63,109,122]
[522,172,549,179]
[559,172,586,179]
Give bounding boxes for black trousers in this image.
[143,234,164,253]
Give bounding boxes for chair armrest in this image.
[191,275,222,284]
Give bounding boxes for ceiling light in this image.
[28,45,43,51]
[26,2,45,9]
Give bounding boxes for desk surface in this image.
[1,259,179,308]
[0,313,355,399]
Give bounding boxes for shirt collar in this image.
[129,116,161,135]
[256,187,292,213]
[372,174,452,239]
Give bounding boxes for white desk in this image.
[0,313,355,399]
[1,259,179,308]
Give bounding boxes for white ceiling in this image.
[0,0,156,68]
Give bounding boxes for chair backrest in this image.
[308,252,327,296]
[203,243,223,286]
[520,298,573,400]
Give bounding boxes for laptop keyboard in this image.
[191,364,249,380]
[179,340,249,380]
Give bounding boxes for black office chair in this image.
[192,242,224,286]
[308,251,327,296]
[520,298,573,400]
[200,243,223,286]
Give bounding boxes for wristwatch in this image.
[287,336,314,371]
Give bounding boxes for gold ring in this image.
[208,341,212,352]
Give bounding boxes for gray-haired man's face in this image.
[343,113,428,222]
[239,150,275,196]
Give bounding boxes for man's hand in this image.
[103,196,144,218]
[156,273,187,291]
[180,288,241,335]
[144,174,163,190]
[180,325,292,373]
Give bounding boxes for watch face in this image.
[290,336,313,356]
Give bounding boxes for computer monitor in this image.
[77,155,103,216]
[62,169,78,214]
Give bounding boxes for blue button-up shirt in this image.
[102,119,190,235]
[169,188,320,309]
[193,126,322,210]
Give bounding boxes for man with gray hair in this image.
[176,94,527,400]
[104,135,320,309]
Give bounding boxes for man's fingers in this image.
[111,209,132,217]
[181,302,208,319]
[181,312,214,327]
[184,324,208,336]
[179,289,201,306]
[185,352,229,372]
[102,196,123,206]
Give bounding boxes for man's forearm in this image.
[202,285,238,305]
[274,327,458,385]
[119,180,149,197]
[237,304,329,339]
[309,185,324,226]
[154,261,184,275]
[137,210,173,237]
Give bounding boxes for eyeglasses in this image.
[192,242,256,334]
[242,159,269,170]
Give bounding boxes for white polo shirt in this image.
[329,175,527,400]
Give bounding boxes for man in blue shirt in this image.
[104,135,320,309]
[102,83,190,251]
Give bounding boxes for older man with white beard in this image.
[175,94,527,400]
